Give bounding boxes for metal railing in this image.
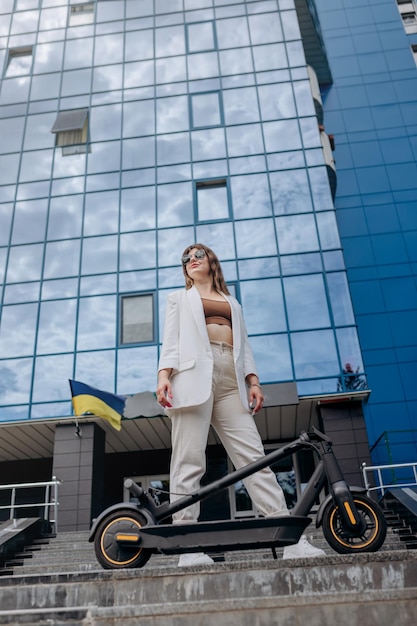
[362,461,417,497]
[0,476,61,532]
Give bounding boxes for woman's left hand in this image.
[249,384,264,414]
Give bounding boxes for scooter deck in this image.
[135,516,311,554]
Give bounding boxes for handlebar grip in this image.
[124,478,144,498]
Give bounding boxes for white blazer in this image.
[158,286,258,411]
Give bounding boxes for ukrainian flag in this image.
[69,380,163,431]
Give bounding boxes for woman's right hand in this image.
[156,370,173,408]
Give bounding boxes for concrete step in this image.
[0,551,416,625]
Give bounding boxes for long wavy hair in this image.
[181,243,230,294]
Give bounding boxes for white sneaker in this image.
[283,535,326,560]
[178,552,214,567]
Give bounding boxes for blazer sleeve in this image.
[158,292,180,373]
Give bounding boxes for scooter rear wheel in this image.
[322,494,387,554]
[94,509,152,569]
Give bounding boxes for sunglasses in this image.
[182,249,206,265]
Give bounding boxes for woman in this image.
[156,244,324,565]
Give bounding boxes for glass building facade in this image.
[0,0,415,517]
[0,0,363,423]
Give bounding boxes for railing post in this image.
[53,476,59,534]
[9,487,16,520]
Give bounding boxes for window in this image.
[397,0,417,31]
[5,47,33,77]
[121,294,154,345]
[51,109,89,156]
[196,179,230,222]
[69,3,95,27]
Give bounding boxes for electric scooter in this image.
[89,427,387,569]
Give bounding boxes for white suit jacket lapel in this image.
[224,293,242,359]
[186,286,211,350]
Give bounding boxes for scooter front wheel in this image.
[322,494,387,554]
[94,509,152,569]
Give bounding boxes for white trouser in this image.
[169,342,289,523]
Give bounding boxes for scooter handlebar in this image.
[124,478,144,498]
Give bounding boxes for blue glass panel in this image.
[4,282,40,304]
[216,16,249,49]
[252,43,287,72]
[89,103,122,141]
[372,233,408,265]
[238,257,280,280]
[11,199,47,244]
[240,278,286,334]
[381,277,417,312]
[53,149,87,179]
[157,227,193,267]
[250,334,293,383]
[32,353,74,402]
[19,149,53,183]
[125,29,153,61]
[47,195,83,240]
[188,51,219,80]
[124,60,155,88]
[36,299,77,355]
[0,303,38,358]
[75,350,116,393]
[196,221,235,260]
[77,295,116,351]
[187,21,215,52]
[327,272,355,326]
[123,100,155,138]
[84,191,119,236]
[284,274,330,331]
[297,379,339,396]
[156,56,187,84]
[226,123,264,157]
[119,270,157,292]
[223,87,259,124]
[270,169,313,215]
[86,141,121,174]
[156,96,189,133]
[157,163,191,183]
[0,249,7,284]
[258,83,296,120]
[7,243,43,282]
[157,132,190,165]
[120,231,157,270]
[93,64,123,93]
[281,253,322,276]
[276,214,319,254]
[191,127,226,161]
[81,235,118,275]
[316,212,341,249]
[63,37,94,70]
[43,240,81,279]
[291,329,339,378]
[249,12,283,45]
[41,278,78,300]
[231,173,272,219]
[191,92,221,127]
[219,48,254,75]
[80,274,117,296]
[0,358,33,405]
[61,69,92,97]
[155,24,185,57]
[123,137,156,171]
[0,117,24,154]
[235,218,277,258]
[263,119,301,152]
[336,327,364,374]
[158,181,193,227]
[117,345,158,393]
[119,186,155,232]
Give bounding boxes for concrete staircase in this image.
[0,523,415,625]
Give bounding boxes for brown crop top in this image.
[202,298,232,328]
